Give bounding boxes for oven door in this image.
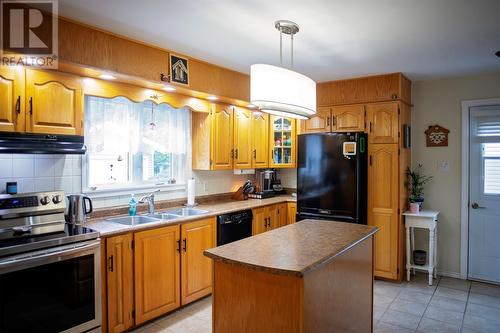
[0,240,101,333]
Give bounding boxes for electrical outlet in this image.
[203,182,208,192]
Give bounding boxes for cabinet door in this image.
[368,144,399,279]
[301,107,331,133]
[134,225,180,325]
[211,104,233,170]
[366,102,399,144]
[331,104,365,132]
[233,107,252,169]
[0,67,25,132]
[277,203,288,227]
[181,217,216,305]
[266,204,279,230]
[287,202,297,224]
[25,69,83,135]
[106,234,134,333]
[270,116,296,168]
[252,112,269,168]
[252,207,267,235]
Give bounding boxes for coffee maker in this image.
[249,170,275,199]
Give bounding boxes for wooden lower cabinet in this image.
[368,143,400,280]
[105,218,217,332]
[181,217,216,305]
[134,225,180,325]
[106,234,134,333]
[277,203,287,227]
[287,202,297,224]
[252,203,286,235]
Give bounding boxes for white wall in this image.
[411,71,500,276]
[0,153,249,209]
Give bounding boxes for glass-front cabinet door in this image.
[269,116,296,168]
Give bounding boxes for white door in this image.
[469,105,500,283]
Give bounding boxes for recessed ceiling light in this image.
[496,50,500,58]
[207,96,218,101]
[163,86,176,92]
[99,74,116,80]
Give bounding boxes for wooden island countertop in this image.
[204,219,378,277]
[204,220,379,333]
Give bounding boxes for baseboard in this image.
[437,270,462,279]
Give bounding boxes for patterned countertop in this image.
[204,219,378,277]
[85,195,296,237]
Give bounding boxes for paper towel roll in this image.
[187,178,196,206]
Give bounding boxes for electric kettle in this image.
[65,194,93,224]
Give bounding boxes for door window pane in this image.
[483,143,500,195]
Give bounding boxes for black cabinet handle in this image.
[369,155,372,166]
[231,149,234,159]
[369,122,372,133]
[235,148,239,159]
[108,255,114,272]
[176,239,181,253]
[327,117,330,127]
[15,96,20,114]
[29,97,33,115]
[183,238,187,252]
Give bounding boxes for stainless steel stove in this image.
[0,191,101,333]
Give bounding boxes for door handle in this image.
[29,97,33,115]
[176,239,181,253]
[183,238,187,252]
[471,203,486,209]
[15,96,21,114]
[108,255,114,272]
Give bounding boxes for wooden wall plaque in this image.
[425,125,449,147]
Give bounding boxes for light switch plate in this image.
[437,161,449,172]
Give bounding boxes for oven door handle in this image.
[0,239,101,275]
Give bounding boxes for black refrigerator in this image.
[297,132,367,224]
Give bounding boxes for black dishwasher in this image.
[217,210,253,246]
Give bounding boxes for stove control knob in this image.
[40,196,50,205]
[52,195,62,204]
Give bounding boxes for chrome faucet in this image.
[139,190,160,214]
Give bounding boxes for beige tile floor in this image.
[131,274,500,333]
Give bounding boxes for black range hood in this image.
[0,132,86,154]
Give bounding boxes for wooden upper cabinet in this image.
[233,107,252,169]
[331,104,365,132]
[301,107,331,133]
[0,67,25,132]
[211,104,233,170]
[106,234,134,333]
[366,102,399,144]
[270,116,296,168]
[252,112,269,168]
[25,69,83,135]
[134,225,180,325]
[368,143,399,280]
[181,217,216,305]
[317,73,411,106]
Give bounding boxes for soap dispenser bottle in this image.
[129,194,137,216]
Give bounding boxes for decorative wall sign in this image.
[425,125,450,147]
[169,54,189,86]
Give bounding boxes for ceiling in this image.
[59,0,500,82]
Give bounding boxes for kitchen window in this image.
[83,96,191,193]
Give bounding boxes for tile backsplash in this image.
[0,154,82,194]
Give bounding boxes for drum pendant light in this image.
[251,20,316,120]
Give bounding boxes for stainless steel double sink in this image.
[106,208,210,226]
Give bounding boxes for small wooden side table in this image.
[403,211,440,285]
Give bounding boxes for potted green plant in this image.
[406,164,433,212]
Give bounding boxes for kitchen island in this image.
[204,219,378,333]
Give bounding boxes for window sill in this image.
[82,183,186,199]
